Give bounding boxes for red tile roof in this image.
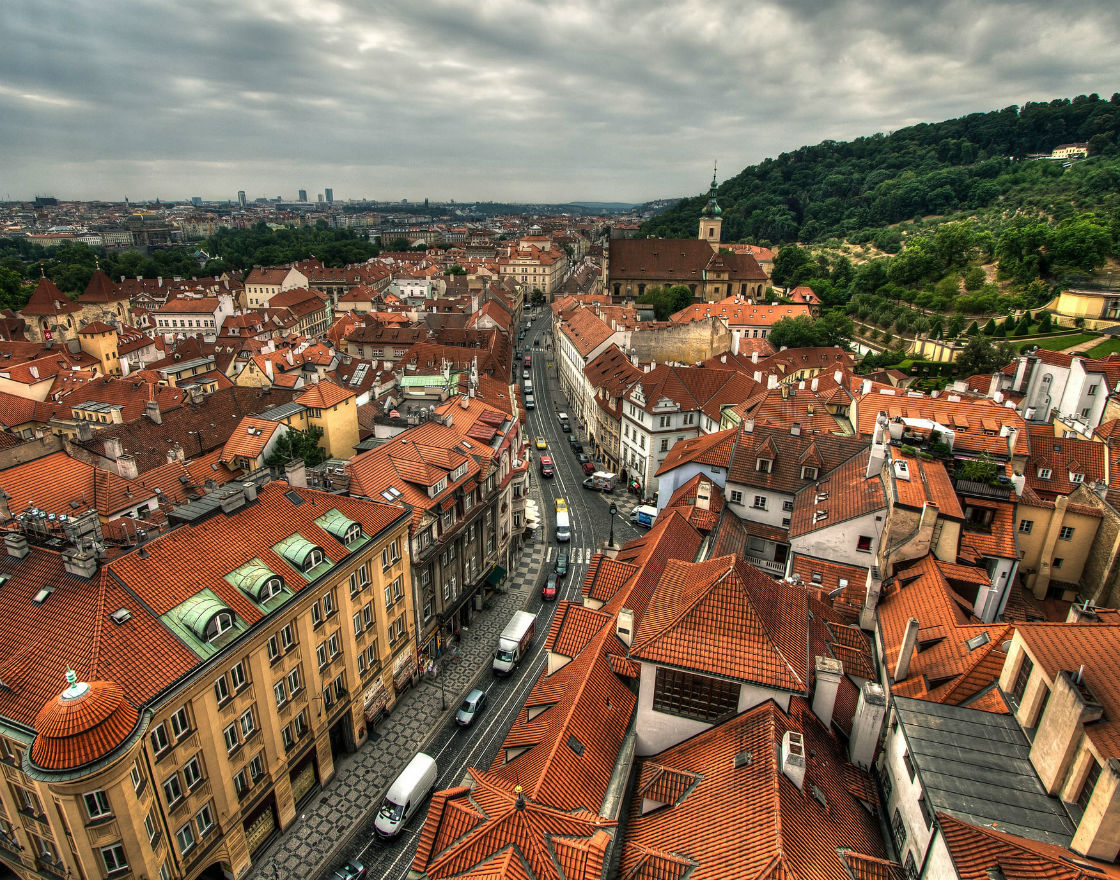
[295,378,355,409]
[78,270,126,304]
[858,391,1026,458]
[789,451,886,538]
[220,417,281,462]
[622,698,892,880]
[0,450,156,519]
[632,555,806,693]
[1026,424,1107,499]
[670,299,810,326]
[32,676,139,770]
[21,277,82,315]
[656,428,736,475]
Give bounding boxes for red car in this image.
[582,461,596,476]
[539,455,554,477]
[542,573,559,601]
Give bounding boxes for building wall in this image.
[634,661,790,756]
[627,318,731,365]
[790,511,883,571]
[1015,496,1100,598]
[879,712,937,870]
[309,398,360,460]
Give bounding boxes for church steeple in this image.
[699,161,723,250]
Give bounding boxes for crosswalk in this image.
[545,546,594,564]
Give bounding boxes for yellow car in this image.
[555,497,567,514]
[535,436,547,450]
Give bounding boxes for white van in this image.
[374,752,438,838]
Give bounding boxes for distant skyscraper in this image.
[318,193,324,204]
[298,189,307,202]
[325,188,334,204]
[237,190,247,208]
[191,196,202,207]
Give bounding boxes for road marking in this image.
[546,547,554,562]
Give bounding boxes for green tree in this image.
[963,267,986,291]
[982,318,998,335]
[1014,312,1033,336]
[965,321,980,336]
[957,336,1015,377]
[1036,311,1053,332]
[265,426,327,471]
[530,288,546,306]
[447,265,466,276]
[770,244,813,286]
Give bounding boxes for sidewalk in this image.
[250,515,550,879]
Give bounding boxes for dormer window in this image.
[756,458,772,474]
[1070,472,1084,484]
[344,523,362,544]
[801,466,818,480]
[1037,468,1052,480]
[260,577,284,601]
[430,478,447,497]
[451,463,468,481]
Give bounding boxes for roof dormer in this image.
[226,559,287,603]
[273,533,329,575]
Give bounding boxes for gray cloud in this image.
[1,0,1117,203]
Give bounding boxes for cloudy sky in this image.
[2,0,1118,204]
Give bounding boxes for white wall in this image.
[655,462,728,512]
[723,483,793,528]
[881,715,937,870]
[789,511,882,569]
[635,661,790,756]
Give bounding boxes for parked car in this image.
[541,573,559,601]
[455,688,487,727]
[555,551,569,578]
[331,862,366,880]
[582,460,596,475]
[561,421,572,433]
[576,453,591,466]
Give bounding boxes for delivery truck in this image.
[630,504,658,528]
[583,471,616,492]
[492,611,537,676]
[555,510,571,542]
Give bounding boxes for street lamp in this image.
[608,502,617,549]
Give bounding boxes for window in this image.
[1038,468,1052,480]
[249,754,264,782]
[729,490,743,504]
[902,751,915,781]
[280,623,295,650]
[234,770,250,799]
[1071,472,1084,484]
[205,611,234,643]
[267,635,280,662]
[359,563,371,589]
[384,585,394,610]
[223,724,239,754]
[274,681,287,708]
[363,603,373,628]
[239,708,256,739]
[367,644,379,668]
[171,708,193,739]
[311,601,323,627]
[317,643,328,669]
[282,726,295,752]
[1019,519,1033,534]
[101,843,128,874]
[194,804,214,838]
[288,667,302,696]
[260,577,283,601]
[652,667,740,723]
[1076,759,1102,813]
[160,862,172,880]
[1059,526,1075,541]
[382,540,401,570]
[891,808,906,853]
[1011,653,1033,704]
[753,496,767,510]
[162,775,183,807]
[182,756,203,790]
[229,660,247,692]
[1053,557,1064,569]
[328,631,341,658]
[150,723,170,755]
[353,611,363,635]
[1088,384,1099,396]
[214,675,230,705]
[918,794,933,828]
[881,766,893,802]
[660,438,669,452]
[176,822,195,856]
[905,853,918,880]
[801,466,818,480]
[321,591,336,617]
[130,763,145,794]
[145,808,160,844]
[782,500,794,511]
[333,673,346,700]
[857,535,873,552]
[756,458,772,473]
[83,790,111,821]
[295,711,309,738]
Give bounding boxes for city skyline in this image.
[3,0,1119,204]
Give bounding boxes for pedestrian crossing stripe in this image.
[547,547,554,561]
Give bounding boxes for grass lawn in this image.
[1085,337,1120,358]
[1021,333,1099,351]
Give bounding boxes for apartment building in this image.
[0,482,412,880]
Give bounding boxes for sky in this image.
[2,0,1119,205]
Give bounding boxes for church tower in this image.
[698,162,723,251]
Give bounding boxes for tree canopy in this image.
[265,426,327,471]
[638,284,695,320]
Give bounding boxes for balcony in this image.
[744,554,786,576]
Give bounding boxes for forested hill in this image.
[640,94,1120,245]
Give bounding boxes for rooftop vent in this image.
[32,587,55,605]
[110,607,132,624]
[780,730,806,790]
[733,750,752,768]
[893,459,911,481]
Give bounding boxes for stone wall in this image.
[626,316,731,365]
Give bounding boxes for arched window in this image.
[260,577,284,601]
[304,548,324,572]
[205,611,235,643]
[344,523,363,545]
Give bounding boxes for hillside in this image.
[641,94,1120,245]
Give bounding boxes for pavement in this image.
[249,485,553,880]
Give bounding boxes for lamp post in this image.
[608,502,617,549]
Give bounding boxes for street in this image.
[317,306,640,880]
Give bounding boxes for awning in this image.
[486,566,508,586]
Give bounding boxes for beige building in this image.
[242,267,309,309]
[0,482,414,880]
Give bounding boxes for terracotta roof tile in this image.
[789,451,886,538]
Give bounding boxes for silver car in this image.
[456,688,487,727]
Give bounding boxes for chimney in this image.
[812,656,843,731]
[848,681,886,770]
[781,385,789,400]
[780,730,806,790]
[5,532,30,560]
[75,420,93,442]
[743,418,754,433]
[616,608,634,647]
[284,458,307,488]
[145,400,162,425]
[120,356,130,377]
[241,481,258,503]
[104,437,124,461]
[767,374,779,390]
[117,454,139,481]
[62,544,99,580]
[751,350,759,364]
[265,358,274,382]
[834,369,843,385]
[988,372,1000,398]
[861,378,872,395]
[695,479,712,511]
[810,377,819,392]
[790,422,801,437]
[894,617,920,682]
[29,366,39,379]
[1067,601,1100,624]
